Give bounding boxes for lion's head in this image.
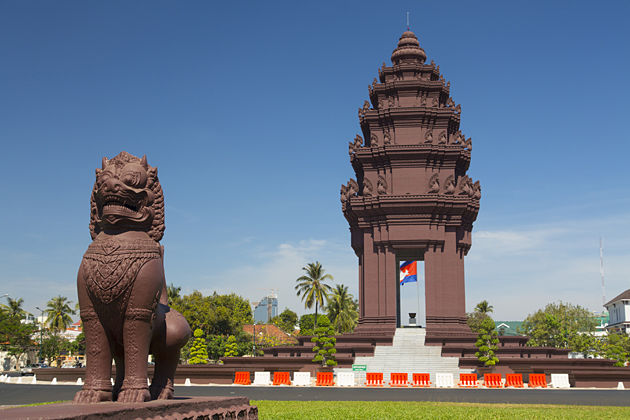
[89,151,165,241]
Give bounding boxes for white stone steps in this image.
[346,328,471,382]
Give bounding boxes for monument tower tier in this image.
[342,30,480,335]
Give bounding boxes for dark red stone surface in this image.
[74,152,191,403]
[342,31,479,334]
[1,397,257,420]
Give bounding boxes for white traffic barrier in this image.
[76,378,83,385]
[617,382,625,390]
[17,376,23,384]
[184,378,191,386]
[435,373,454,388]
[51,377,57,385]
[292,372,311,387]
[32,375,37,384]
[253,371,271,386]
[550,373,570,389]
[337,371,355,387]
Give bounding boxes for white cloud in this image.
[196,239,358,317]
[466,217,630,320]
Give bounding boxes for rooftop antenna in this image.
[406,11,410,31]
[600,237,605,307]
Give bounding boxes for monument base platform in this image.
[1,396,257,420]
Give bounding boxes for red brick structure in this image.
[342,31,480,334]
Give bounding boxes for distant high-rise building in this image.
[253,293,278,323]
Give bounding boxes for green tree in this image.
[474,316,499,367]
[207,335,227,361]
[475,300,493,314]
[310,317,337,367]
[299,314,330,336]
[0,307,37,368]
[468,300,499,366]
[223,335,238,357]
[271,308,298,334]
[295,261,333,331]
[188,329,209,364]
[70,332,86,357]
[171,291,213,332]
[167,283,182,306]
[600,333,630,367]
[467,300,494,334]
[325,284,358,334]
[1,297,27,319]
[209,293,253,336]
[45,296,76,333]
[171,291,252,336]
[568,331,598,358]
[519,302,597,348]
[40,333,71,367]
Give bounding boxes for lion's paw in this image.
[73,389,112,403]
[150,384,174,400]
[117,387,151,403]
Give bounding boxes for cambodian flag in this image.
[400,261,418,285]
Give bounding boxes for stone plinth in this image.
[1,397,257,420]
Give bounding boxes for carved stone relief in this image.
[340,184,348,203]
[442,175,455,194]
[370,133,379,148]
[456,176,473,197]
[464,137,472,151]
[428,174,440,193]
[424,130,433,144]
[377,175,388,195]
[363,178,374,197]
[348,134,364,155]
[473,181,481,200]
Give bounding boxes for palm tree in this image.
[45,296,76,334]
[475,300,493,314]
[1,297,26,319]
[326,284,358,334]
[167,283,182,305]
[295,261,333,331]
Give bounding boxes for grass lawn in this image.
[252,400,630,420]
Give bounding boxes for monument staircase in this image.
[337,328,470,383]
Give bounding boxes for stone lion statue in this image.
[74,152,191,403]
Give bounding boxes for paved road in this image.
[1,384,629,406]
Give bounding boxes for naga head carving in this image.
[89,151,165,241]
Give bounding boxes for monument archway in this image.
[341,31,480,336]
[396,252,425,328]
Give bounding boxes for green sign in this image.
[352,364,367,371]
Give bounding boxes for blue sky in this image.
[1,1,629,322]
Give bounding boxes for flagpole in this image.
[416,270,420,327]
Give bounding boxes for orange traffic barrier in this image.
[528,373,547,388]
[233,371,251,385]
[273,371,291,385]
[505,374,524,388]
[365,372,384,387]
[458,373,479,388]
[483,373,502,388]
[315,372,334,386]
[412,373,432,387]
[390,372,409,387]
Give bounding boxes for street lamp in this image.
[35,306,45,363]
